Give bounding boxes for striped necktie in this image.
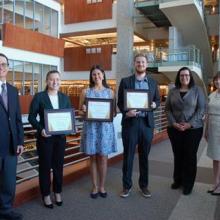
[1,83,8,110]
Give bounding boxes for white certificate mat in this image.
[44,108,76,135]
[125,89,150,111]
[85,98,113,122]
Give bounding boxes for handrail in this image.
[134,47,202,68]
[16,107,168,184]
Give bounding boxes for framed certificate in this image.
[124,89,150,111]
[44,108,76,135]
[85,98,113,122]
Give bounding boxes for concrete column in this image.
[116,0,134,89]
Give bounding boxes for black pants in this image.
[36,135,66,196]
[122,118,153,190]
[167,127,203,191]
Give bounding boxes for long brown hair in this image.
[89,65,109,88]
[213,72,220,90]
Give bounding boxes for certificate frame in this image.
[85,98,113,122]
[124,89,150,111]
[44,108,76,135]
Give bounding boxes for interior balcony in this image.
[134,0,213,84]
[135,46,207,92]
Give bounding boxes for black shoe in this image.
[183,188,192,195]
[43,202,53,209]
[207,189,214,193]
[99,191,107,198]
[90,192,99,199]
[120,188,131,198]
[211,192,220,196]
[42,196,53,209]
[54,193,63,206]
[0,211,23,220]
[55,201,63,206]
[140,188,151,198]
[171,182,181,189]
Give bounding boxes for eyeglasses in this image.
[0,63,9,69]
[180,74,190,77]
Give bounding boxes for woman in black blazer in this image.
[28,70,72,208]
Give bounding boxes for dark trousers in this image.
[167,127,203,190]
[36,135,66,196]
[0,155,17,213]
[122,118,153,189]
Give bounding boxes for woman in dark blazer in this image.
[165,67,206,195]
[28,70,72,208]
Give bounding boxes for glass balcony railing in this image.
[134,47,202,68]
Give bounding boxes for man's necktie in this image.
[1,83,8,110]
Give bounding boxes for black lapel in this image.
[44,91,54,109]
[130,75,136,89]
[58,92,63,108]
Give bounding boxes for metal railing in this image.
[16,107,168,184]
[16,110,88,184]
[134,47,202,68]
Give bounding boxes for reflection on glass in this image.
[51,10,58,37]
[50,65,57,71]
[33,63,41,94]
[7,60,14,85]
[43,6,51,35]
[24,62,33,95]
[25,0,34,30]
[34,2,43,33]
[15,1,24,28]
[42,65,50,90]
[3,0,14,24]
[14,61,24,95]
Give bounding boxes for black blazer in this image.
[0,83,24,156]
[28,91,72,136]
[117,74,160,128]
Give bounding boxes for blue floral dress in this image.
[80,87,117,156]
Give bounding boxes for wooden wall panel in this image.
[64,45,112,71]
[3,23,65,57]
[64,0,112,24]
[19,95,33,114]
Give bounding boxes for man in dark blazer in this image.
[0,53,24,220]
[117,53,160,198]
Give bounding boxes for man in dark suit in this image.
[0,53,24,220]
[117,53,160,198]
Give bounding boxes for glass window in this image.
[42,65,50,90]
[0,1,3,24]
[50,65,57,71]
[51,10,58,37]
[7,59,14,85]
[0,1,3,40]
[24,62,33,95]
[14,1,24,28]
[34,2,43,33]
[25,0,34,30]
[14,61,24,95]
[3,0,14,24]
[33,63,42,93]
[43,6,51,35]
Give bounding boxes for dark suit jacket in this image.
[0,83,24,156]
[117,74,160,128]
[28,91,72,136]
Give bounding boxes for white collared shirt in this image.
[49,94,59,109]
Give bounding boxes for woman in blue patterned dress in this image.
[80,65,117,199]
